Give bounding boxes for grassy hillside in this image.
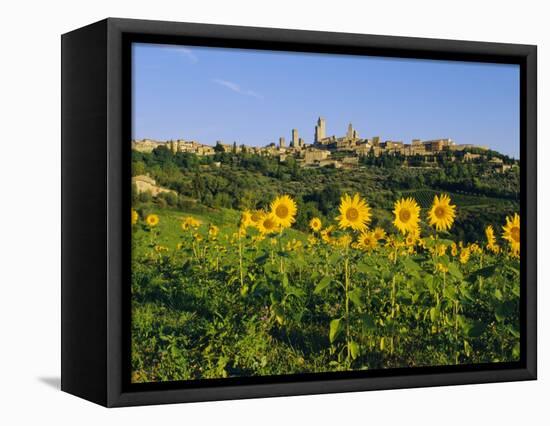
[130,149,521,383]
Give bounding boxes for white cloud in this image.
[177,47,198,64]
[212,79,264,99]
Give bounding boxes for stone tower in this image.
[346,123,354,140]
[315,117,326,143]
[279,136,286,148]
[291,129,299,148]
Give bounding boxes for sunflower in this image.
[502,213,520,257]
[252,234,265,244]
[270,195,297,228]
[469,242,482,255]
[307,235,318,246]
[334,234,352,249]
[451,242,458,257]
[256,213,280,235]
[393,197,420,235]
[405,232,418,247]
[436,263,449,273]
[250,209,265,224]
[459,247,470,264]
[485,225,496,247]
[320,225,334,244]
[131,209,138,225]
[428,194,456,232]
[286,238,302,251]
[145,214,159,227]
[357,231,377,251]
[373,227,386,241]
[240,210,253,228]
[336,193,371,232]
[181,216,201,231]
[309,217,322,232]
[208,224,219,239]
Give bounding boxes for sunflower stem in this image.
[238,229,244,290]
[344,252,351,365]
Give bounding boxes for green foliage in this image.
[132,149,518,243]
[129,149,520,383]
[130,208,520,383]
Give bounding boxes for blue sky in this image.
[132,43,520,158]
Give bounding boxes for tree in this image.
[214,142,225,153]
[132,160,146,176]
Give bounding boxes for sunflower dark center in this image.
[511,226,520,242]
[434,206,446,218]
[399,209,411,222]
[276,205,289,218]
[346,207,359,221]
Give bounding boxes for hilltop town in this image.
[132,117,515,172]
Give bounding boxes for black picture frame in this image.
[61,17,537,407]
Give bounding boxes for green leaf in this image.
[361,313,376,331]
[293,256,306,268]
[468,265,496,283]
[314,276,331,294]
[467,321,485,338]
[495,301,515,322]
[254,254,269,264]
[424,275,436,294]
[460,283,475,301]
[356,262,374,274]
[401,256,421,271]
[430,307,440,323]
[281,273,289,288]
[328,252,342,265]
[329,318,343,343]
[505,264,520,276]
[272,304,284,325]
[447,262,463,280]
[494,288,503,301]
[443,285,457,299]
[507,324,520,338]
[349,341,360,360]
[463,340,472,357]
[512,342,521,359]
[495,303,507,322]
[349,287,363,307]
[285,286,305,299]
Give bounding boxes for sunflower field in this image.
[130,193,520,383]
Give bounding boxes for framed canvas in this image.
[61,18,537,407]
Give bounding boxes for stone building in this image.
[291,129,299,148]
[304,148,330,165]
[132,175,175,196]
[314,117,326,143]
[132,139,163,153]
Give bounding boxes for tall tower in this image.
[315,117,326,143]
[291,129,299,147]
[279,136,286,148]
[346,123,354,140]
